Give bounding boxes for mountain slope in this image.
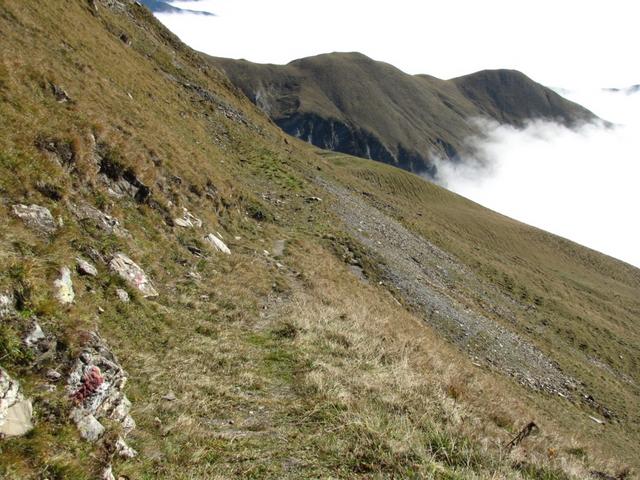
[0,1,637,479]
[211,52,596,174]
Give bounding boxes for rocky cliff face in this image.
[212,53,597,175]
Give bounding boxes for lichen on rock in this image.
[66,333,136,443]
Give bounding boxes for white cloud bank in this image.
[435,90,640,267]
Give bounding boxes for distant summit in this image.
[140,0,214,16]
[604,84,640,95]
[211,52,597,175]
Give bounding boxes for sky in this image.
[154,1,640,267]
[159,0,640,87]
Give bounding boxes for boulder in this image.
[11,204,57,234]
[70,203,130,238]
[67,333,136,442]
[76,257,98,277]
[54,267,75,304]
[0,367,33,437]
[204,233,231,255]
[109,253,158,298]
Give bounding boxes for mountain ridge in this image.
[211,52,597,174]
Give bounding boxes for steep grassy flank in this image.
[0,1,636,479]
[211,52,596,174]
[323,149,640,468]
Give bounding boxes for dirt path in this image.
[319,178,579,398]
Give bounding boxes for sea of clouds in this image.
[434,88,640,268]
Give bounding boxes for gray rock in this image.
[24,321,46,348]
[204,233,231,255]
[54,267,75,304]
[0,292,16,319]
[76,257,98,277]
[0,368,33,437]
[70,203,130,238]
[115,288,130,303]
[12,204,58,234]
[109,253,158,298]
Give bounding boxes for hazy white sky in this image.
[163,0,640,87]
[157,1,640,267]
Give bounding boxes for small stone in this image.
[54,267,75,304]
[12,204,58,234]
[109,253,158,298]
[46,370,62,382]
[76,257,98,277]
[272,239,286,257]
[24,321,46,348]
[50,83,71,103]
[115,288,130,303]
[0,292,15,319]
[305,196,322,203]
[162,391,176,401]
[204,233,231,254]
[101,465,116,480]
[115,436,138,458]
[174,208,202,228]
[72,412,105,442]
[98,306,105,313]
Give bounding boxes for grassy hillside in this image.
[211,52,596,175]
[0,1,637,479]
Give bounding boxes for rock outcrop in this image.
[67,333,136,447]
[70,203,130,238]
